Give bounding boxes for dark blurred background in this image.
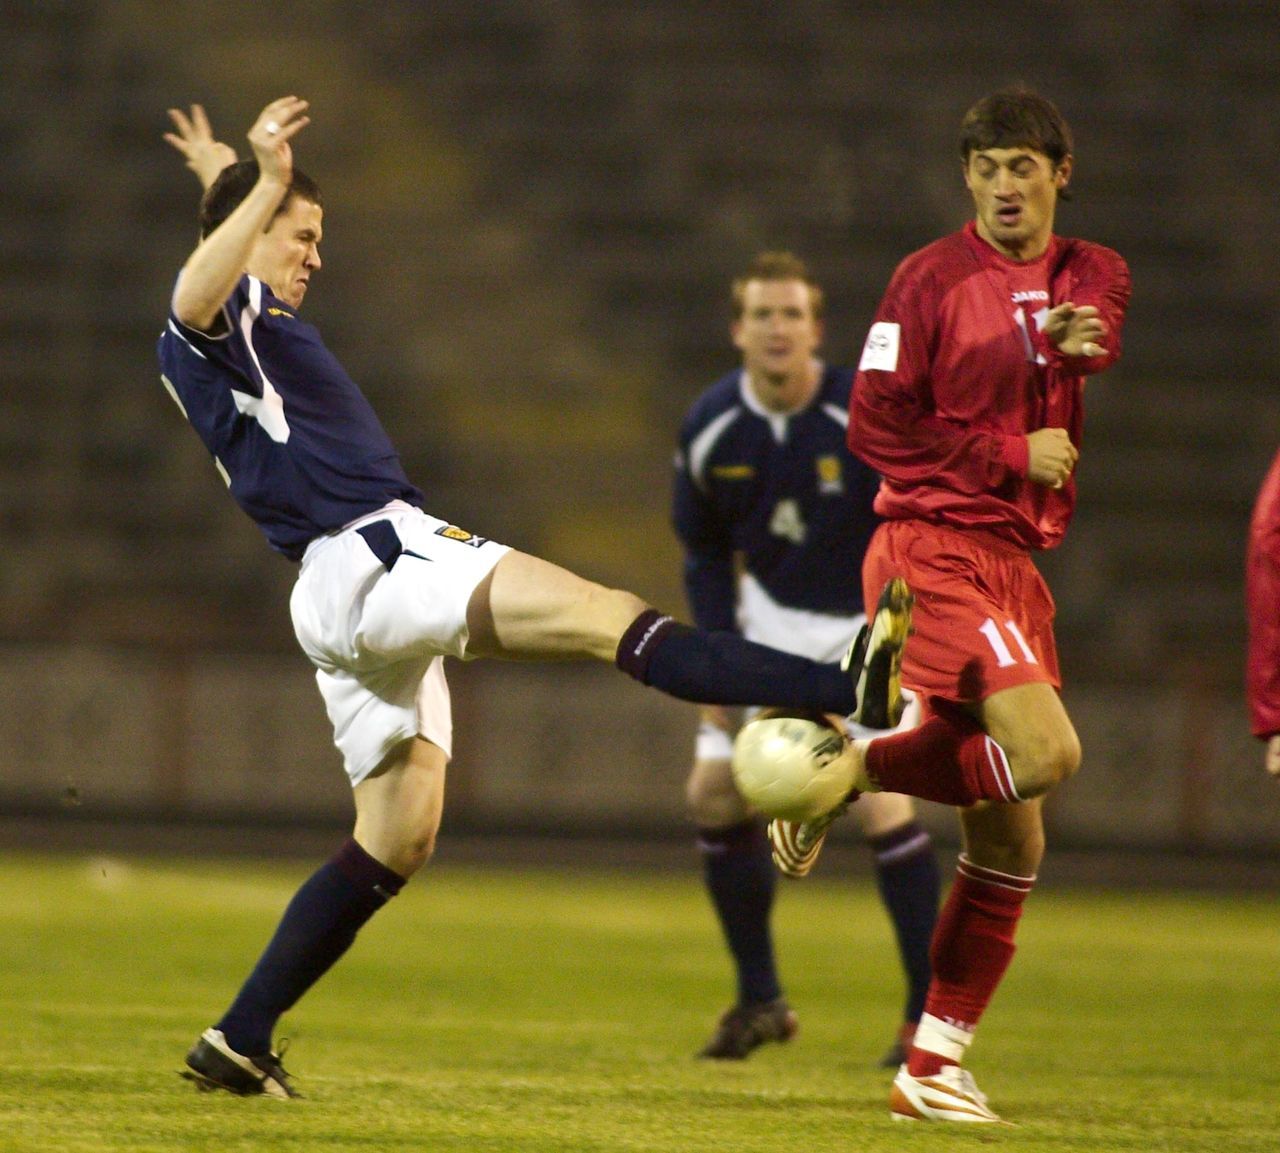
[1,1,1278,857]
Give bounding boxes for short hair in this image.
[731,251,825,321]
[198,159,323,238]
[959,85,1074,168]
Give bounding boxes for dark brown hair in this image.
[198,160,323,238]
[960,85,1074,168]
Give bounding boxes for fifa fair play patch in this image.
[858,321,900,372]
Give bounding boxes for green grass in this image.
[0,851,1277,1151]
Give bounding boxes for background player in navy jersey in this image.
[158,98,894,1098]
[764,87,1131,1123]
[673,252,939,1066]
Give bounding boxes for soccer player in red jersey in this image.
[770,87,1131,1122]
[1246,446,1280,777]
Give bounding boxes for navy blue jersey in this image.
[672,366,881,631]
[158,274,423,561]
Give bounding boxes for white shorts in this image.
[290,502,510,785]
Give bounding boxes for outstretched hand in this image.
[247,96,311,189]
[1044,301,1108,359]
[164,104,238,190]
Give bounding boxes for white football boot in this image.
[890,1064,1007,1124]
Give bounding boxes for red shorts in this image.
[862,520,1061,705]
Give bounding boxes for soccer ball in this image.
[731,709,855,822]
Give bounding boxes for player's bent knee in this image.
[397,829,438,876]
[1009,728,1082,797]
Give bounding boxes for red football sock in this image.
[906,855,1035,1077]
[863,707,1022,806]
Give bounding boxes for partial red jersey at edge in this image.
[1247,446,1280,740]
[850,221,1131,551]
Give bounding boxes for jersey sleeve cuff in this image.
[999,434,1030,477]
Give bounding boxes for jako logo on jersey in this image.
[267,306,296,319]
[1011,290,1049,303]
[435,524,489,547]
[711,464,755,480]
[816,455,844,495]
[858,321,900,373]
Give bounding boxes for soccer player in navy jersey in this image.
[673,252,939,1066]
[158,98,891,1098]
[764,88,1131,1122]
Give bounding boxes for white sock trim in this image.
[958,853,1037,892]
[983,735,1023,803]
[911,1013,975,1064]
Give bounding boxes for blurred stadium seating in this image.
[1,2,1277,849]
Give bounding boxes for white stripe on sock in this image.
[983,735,1022,803]
[911,1012,974,1064]
[875,830,932,867]
[957,853,1037,892]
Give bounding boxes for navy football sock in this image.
[868,821,940,1024]
[698,820,782,1005]
[616,610,855,712]
[216,838,405,1055]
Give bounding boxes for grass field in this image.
[0,849,1277,1152]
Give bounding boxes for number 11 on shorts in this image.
[978,617,1038,668]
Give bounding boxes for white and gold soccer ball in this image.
[731,709,855,822]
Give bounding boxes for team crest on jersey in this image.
[711,464,755,480]
[816,455,844,495]
[267,306,296,320]
[435,524,488,547]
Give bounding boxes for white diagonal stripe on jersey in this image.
[233,277,291,444]
[686,404,743,491]
[820,401,850,429]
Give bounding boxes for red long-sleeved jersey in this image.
[1247,447,1280,740]
[850,221,1131,551]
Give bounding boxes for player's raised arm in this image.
[169,96,310,332]
[164,103,238,191]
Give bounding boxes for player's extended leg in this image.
[687,755,796,1059]
[467,550,859,712]
[854,680,1079,807]
[853,791,939,1067]
[184,737,444,1098]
